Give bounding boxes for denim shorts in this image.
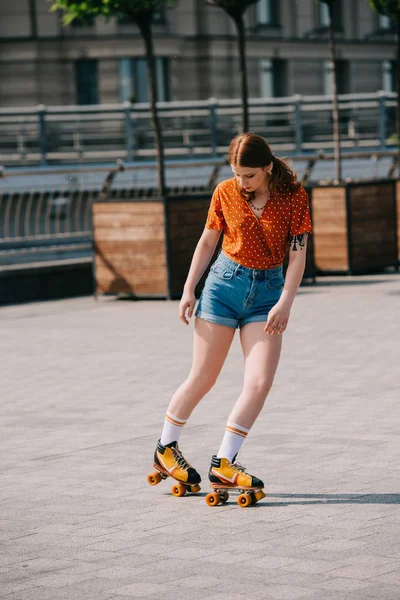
[195,252,285,329]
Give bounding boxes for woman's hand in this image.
[264,301,291,335]
[179,289,196,325]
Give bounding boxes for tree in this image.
[49,0,177,197]
[206,0,260,132]
[317,0,342,182]
[367,1,400,165]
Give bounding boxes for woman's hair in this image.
[228,132,301,199]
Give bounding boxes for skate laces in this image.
[172,446,191,471]
[232,461,247,474]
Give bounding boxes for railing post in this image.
[294,95,303,155]
[37,104,47,166]
[123,101,133,162]
[378,90,387,149]
[209,98,218,157]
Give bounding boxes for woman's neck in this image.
[254,176,270,199]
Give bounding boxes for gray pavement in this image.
[1,271,400,600]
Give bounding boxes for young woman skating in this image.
[149,133,312,503]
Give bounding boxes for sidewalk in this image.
[1,273,400,600]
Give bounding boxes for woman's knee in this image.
[243,377,274,400]
[187,371,218,396]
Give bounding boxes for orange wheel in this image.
[189,484,201,494]
[147,471,162,486]
[205,492,220,506]
[237,493,252,507]
[220,490,229,504]
[171,483,186,497]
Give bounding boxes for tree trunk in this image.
[234,14,249,133]
[328,4,341,183]
[396,19,400,169]
[137,18,166,198]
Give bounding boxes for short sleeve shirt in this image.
[205,178,312,269]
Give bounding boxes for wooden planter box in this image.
[92,195,211,299]
[311,181,398,275]
[93,200,168,297]
[92,192,316,299]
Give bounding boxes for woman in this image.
[150,133,312,498]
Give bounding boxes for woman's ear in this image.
[266,162,273,174]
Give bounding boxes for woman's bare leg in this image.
[167,317,236,420]
[228,322,282,428]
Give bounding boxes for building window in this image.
[260,59,274,97]
[382,60,395,92]
[118,10,165,25]
[119,58,169,103]
[323,60,349,96]
[256,0,279,26]
[75,59,99,105]
[260,59,286,97]
[153,9,166,24]
[70,16,94,28]
[323,60,333,95]
[319,1,342,30]
[379,14,392,30]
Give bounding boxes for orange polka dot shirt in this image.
[205,178,312,269]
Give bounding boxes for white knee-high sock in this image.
[217,422,249,462]
[160,411,187,446]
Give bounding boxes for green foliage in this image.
[206,0,260,17]
[366,0,400,20]
[50,0,176,25]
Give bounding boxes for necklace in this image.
[249,199,268,212]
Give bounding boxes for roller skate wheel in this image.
[254,490,266,502]
[171,483,187,497]
[147,471,162,486]
[220,490,229,504]
[189,484,201,494]
[205,492,220,506]
[237,493,253,507]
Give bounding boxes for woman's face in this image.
[231,163,272,193]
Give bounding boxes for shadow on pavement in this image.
[265,493,400,506]
[164,492,400,508]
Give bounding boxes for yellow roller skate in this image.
[205,455,266,508]
[147,440,201,497]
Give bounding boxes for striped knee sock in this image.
[160,411,187,446]
[217,422,249,462]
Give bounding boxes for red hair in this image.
[228,132,300,200]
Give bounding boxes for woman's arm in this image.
[264,234,308,335]
[280,234,308,310]
[179,228,222,325]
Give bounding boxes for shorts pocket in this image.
[267,273,285,290]
[209,262,235,280]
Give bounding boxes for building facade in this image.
[0,0,397,108]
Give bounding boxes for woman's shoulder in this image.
[215,177,236,193]
[290,183,308,201]
[212,178,238,202]
[275,180,307,199]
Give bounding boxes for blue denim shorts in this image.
[195,252,285,329]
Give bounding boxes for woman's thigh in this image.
[239,321,282,389]
[191,317,236,382]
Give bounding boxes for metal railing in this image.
[0,92,397,166]
[0,160,225,268]
[0,188,94,268]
